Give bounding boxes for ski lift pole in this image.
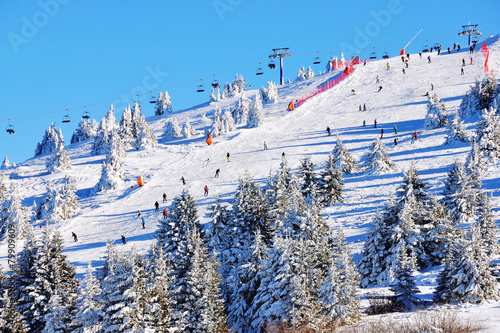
[400,27,424,55]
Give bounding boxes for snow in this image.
[2,35,500,330]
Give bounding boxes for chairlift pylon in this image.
[382,46,389,59]
[197,79,205,92]
[82,105,90,120]
[268,59,276,69]
[6,118,15,134]
[149,90,157,104]
[256,62,264,75]
[62,109,71,123]
[313,51,321,64]
[369,47,377,59]
[211,74,219,88]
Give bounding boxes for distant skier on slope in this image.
[154,201,159,212]
[181,176,186,185]
[72,232,78,242]
[121,235,127,244]
[163,193,167,202]
[204,185,209,196]
[163,209,168,219]
[215,168,220,178]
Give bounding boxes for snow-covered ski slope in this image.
[2,35,500,330]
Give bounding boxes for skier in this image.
[447,46,451,54]
[401,55,405,63]
[205,158,210,167]
[374,119,377,128]
[380,128,384,138]
[431,83,434,90]
[137,210,141,218]
[181,176,186,185]
[351,89,356,95]
[457,44,461,51]
[215,168,220,177]
[437,48,441,55]
[359,104,362,111]
[163,193,167,202]
[363,120,366,127]
[402,68,406,75]
[121,235,127,244]
[411,135,415,144]
[393,125,397,134]
[204,185,209,196]
[406,53,410,60]
[394,138,398,145]
[386,62,390,70]
[413,131,418,140]
[163,209,168,219]
[462,58,465,66]
[419,52,422,58]
[470,57,473,65]
[427,56,431,63]
[282,152,286,159]
[326,126,331,135]
[141,217,145,229]
[263,141,268,150]
[377,86,383,92]
[376,75,380,83]
[453,43,456,50]
[72,232,78,242]
[424,92,430,97]
[154,201,159,212]
[461,68,464,75]
[226,152,230,162]
[405,60,408,68]
[363,103,367,111]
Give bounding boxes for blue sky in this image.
[1,0,499,164]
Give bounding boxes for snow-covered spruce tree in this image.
[92,132,127,194]
[434,224,499,304]
[43,289,71,333]
[131,103,157,150]
[232,95,251,124]
[203,251,229,333]
[319,152,344,206]
[72,263,103,333]
[332,135,357,174]
[46,145,72,174]
[210,87,221,103]
[231,74,247,94]
[35,123,65,157]
[247,93,264,128]
[119,105,134,148]
[2,155,10,169]
[389,240,420,311]
[465,139,486,181]
[478,74,498,111]
[444,111,470,145]
[0,172,8,202]
[206,194,231,253]
[362,138,396,173]
[298,156,320,200]
[476,192,500,258]
[0,288,28,333]
[421,196,453,267]
[260,81,279,103]
[26,229,79,332]
[318,228,360,325]
[182,119,196,138]
[424,93,448,129]
[38,179,78,224]
[91,105,119,156]
[70,119,97,144]
[221,108,236,133]
[0,184,30,241]
[306,65,315,79]
[442,160,478,226]
[163,118,183,140]
[155,91,173,115]
[60,175,79,222]
[476,106,500,162]
[296,66,307,81]
[458,84,481,120]
[222,82,233,99]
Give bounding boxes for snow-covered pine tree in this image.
[222,82,233,99]
[155,91,173,115]
[70,119,97,144]
[476,106,500,162]
[478,74,498,111]
[210,87,221,103]
[35,123,65,157]
[318,229,360,325]
[444,110,470,145]
[118,105,134,148]
[91,105,119,156]
[46,145,72,174]
[421,196,453,267]
[37,182,62,222]
[0,288,28,333]
[182,119,196,138]
[72,263,103,333]
[231,74,247,94]
[319,152,344,206]
[296,66,307,81]
[434,224,499,303]
[260,81,279,103]
[306,65,315,79]
[221,108,236,133]
[43,289,71,333]
[92,132,127,194]
[476,192,500,258]
[424,93,448,129]
[0,172,8,203]
[331,135,357,174]
[247,93,264,128]
[232,95,251,124]
[131,103,157,150]
[206,194,231,253]
[2,155,10,169]
[465,139,486,180]
[163,118,183,140]
[0,184,30,241]
[60,175,79,220]
[298,156,320,200]
[389,240,420,311]
[362,138,396,173]
[203,251,229,333]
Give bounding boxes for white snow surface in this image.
[2,35,500,330]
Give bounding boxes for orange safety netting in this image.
[481,41,490,73]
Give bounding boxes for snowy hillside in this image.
[2,34,500,331]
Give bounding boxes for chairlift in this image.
[313,51,321,64]
[197,79,205,92]
[422,40,430,53]
[433,38,441,51]
[256,62,264,75]
[62,109,71,123]
[382,46,389,59]
[149,90,157,104]
[268,59,276,69]
[211,74,219,89]
[82,105,90,120]
[369,47,377,59]
[6,118,15,134]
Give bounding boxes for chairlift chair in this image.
[6,118,15,134]
[62,109,71,123]
[256,62,264,75]
[382,46,389,59]
[268,60,276,69]
[82,105,90,120]
[422,40,430,52]
[149,90,157,104]
[369,47,377,59]
[211,74,219,89]
[313,51,321,64]
[197,79,205,92]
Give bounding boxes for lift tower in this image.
[269,48,293,85]
[458,23,482,47]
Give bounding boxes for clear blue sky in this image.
[1,0,499,164]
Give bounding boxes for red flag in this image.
[400,48,405,55]
[481,41,490,73]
